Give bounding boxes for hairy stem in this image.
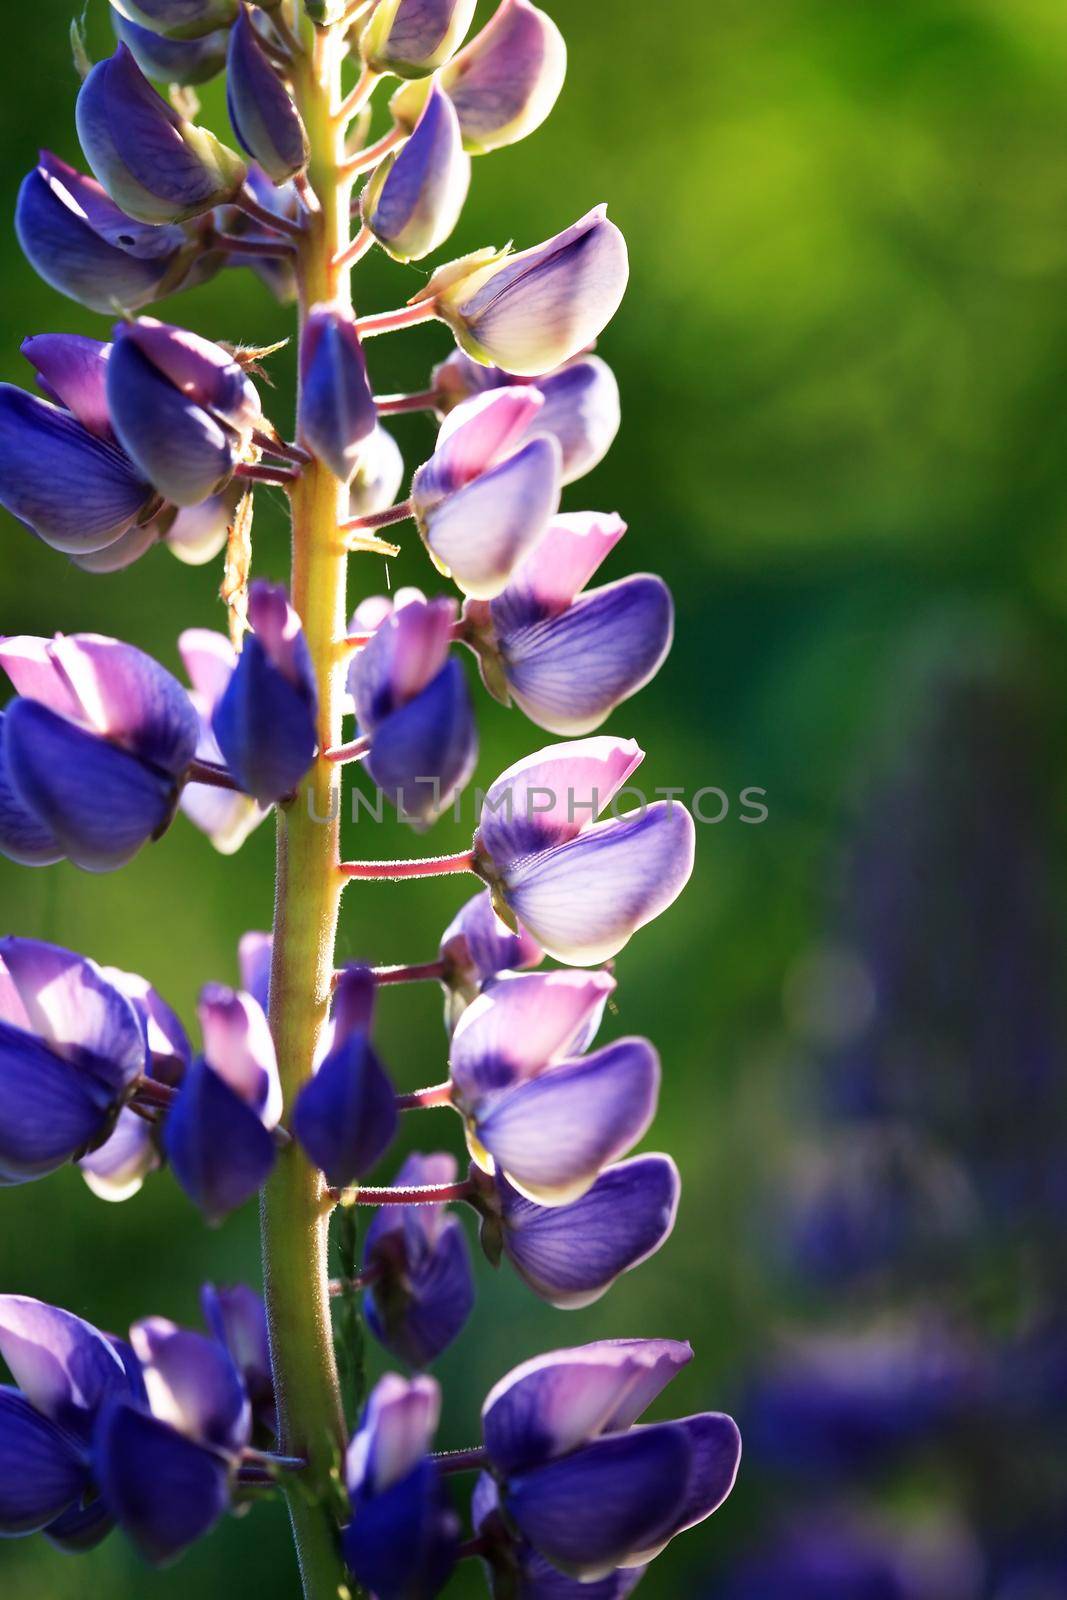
[259,10,359,1599]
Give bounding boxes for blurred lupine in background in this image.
[716,635,1067,1599]
[0,3,738,1595]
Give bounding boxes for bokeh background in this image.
[2,0,1067,1595]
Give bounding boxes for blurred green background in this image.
[3,0,1067,1595]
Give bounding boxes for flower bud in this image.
[363,1153,475,1367]
[226,7,309,184]
[393,0,565,155]
[15,152,190,313]
[361,0,477,78]
[433,350,620,485]
[349,425,405,518]
[212,581,318,805]
[298,303,377,481]
[111,0,239,40]
[0,633,200,873]
[420,206,628,376]
[110,6,229,84]
[107,318,261,506]
[76,45,247,225]
[362,85,469,263]
[348,592,477,823]
[292,966,397,1189]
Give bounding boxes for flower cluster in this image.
[0,3,737,1595]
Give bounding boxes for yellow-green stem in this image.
[260,8,360,1598]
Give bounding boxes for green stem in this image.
[259,8,362,1599]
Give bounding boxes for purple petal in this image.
[350,594,456,730]
[505,1424,693,1578]
[474,1037,659,1205]
[500,576,674,736]
[0,1022,118,1182]
[632,1413,741,1556]
[112,10,230,86]
[198,983,280,1124]
[0,728,63,865]
[504,801,696,966]
[475,735,643,866]
[449,969,614,1106]
[293,1032,397,1189]
[93,1396,231,1564]
[0,384,152,553]
[179,627,235,711]
[0,1386,89,1534]
[75,46,246,225]
[342,1455,459,1599]
[42,1493,115,1553]
[130,1318,250,1454]
[100,965,190,1086]
[15,153,184,313]
[0,1295,129,1435]
[366,658,478,824]
[1,699,178,872]
[482,1339,692,1473]
[414,387,545,505]
[439,206,629,376]
[246,580,316,696]
[47,633,200,774]
[365,1212,474,1368]
[527,357,621,485]
[363,84,469,262]
[200,1284,273,1431]
[237,932,272,1015]
[347,1373,441,1496]
[226,7,308,183]
[0,636,81,717]
[421,433,562,600]
[350,424,406,517]
[164,1057,277,1222]
[499,1154,680,1307]
[363,0,477,75]
[78,1106,159,1201]
[69,517,161,573]
[439,888,543,993]
[22,334,113,437]
[332,963,377,1043]
[0,937,146,1090]
[298,303,377,481]
[514,1544,647,1598]
[111,0,238,38]
[212,634,317,805]
[436,0,566,156]
[107,332,235,506]
[490,512,627,629]
[119,318,260,433]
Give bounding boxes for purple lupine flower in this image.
[178,629,267,852]
[419,206,629,376]
[0,1295,137,1545]
[342,1374,460,1600]
[200,1283,275,1436]
[0,336,155,556]
[298,303,378,482]
[363,1152,475,1367]
[449,968,660,1205]
[411,387,561,598]
[111,6,230,84]
[95,1315,250,1563]
[362,84,470,263]
[14,151,190,314]
[350,424,406,517]
[0,632,200,872]
[106,317,261,506]
[432,350,621,485]
[76,45,247,225]
[474,1153,680,1308]
[111,0,239,37]
[164,984,281,1221]
[463,513,673,735]
[0,938,148,1185]
[477,1339,740,1580]
[472,737,696,964]
[394,0,566,156]
[77,964,191,1202]
[361,0,477,77]
[293,966,397,1189]
[348,591,478,823]
[212,580,319,805]
[226,6,309,184]
[438,886,543,1028]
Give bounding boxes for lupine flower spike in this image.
[0,5,728,1593]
